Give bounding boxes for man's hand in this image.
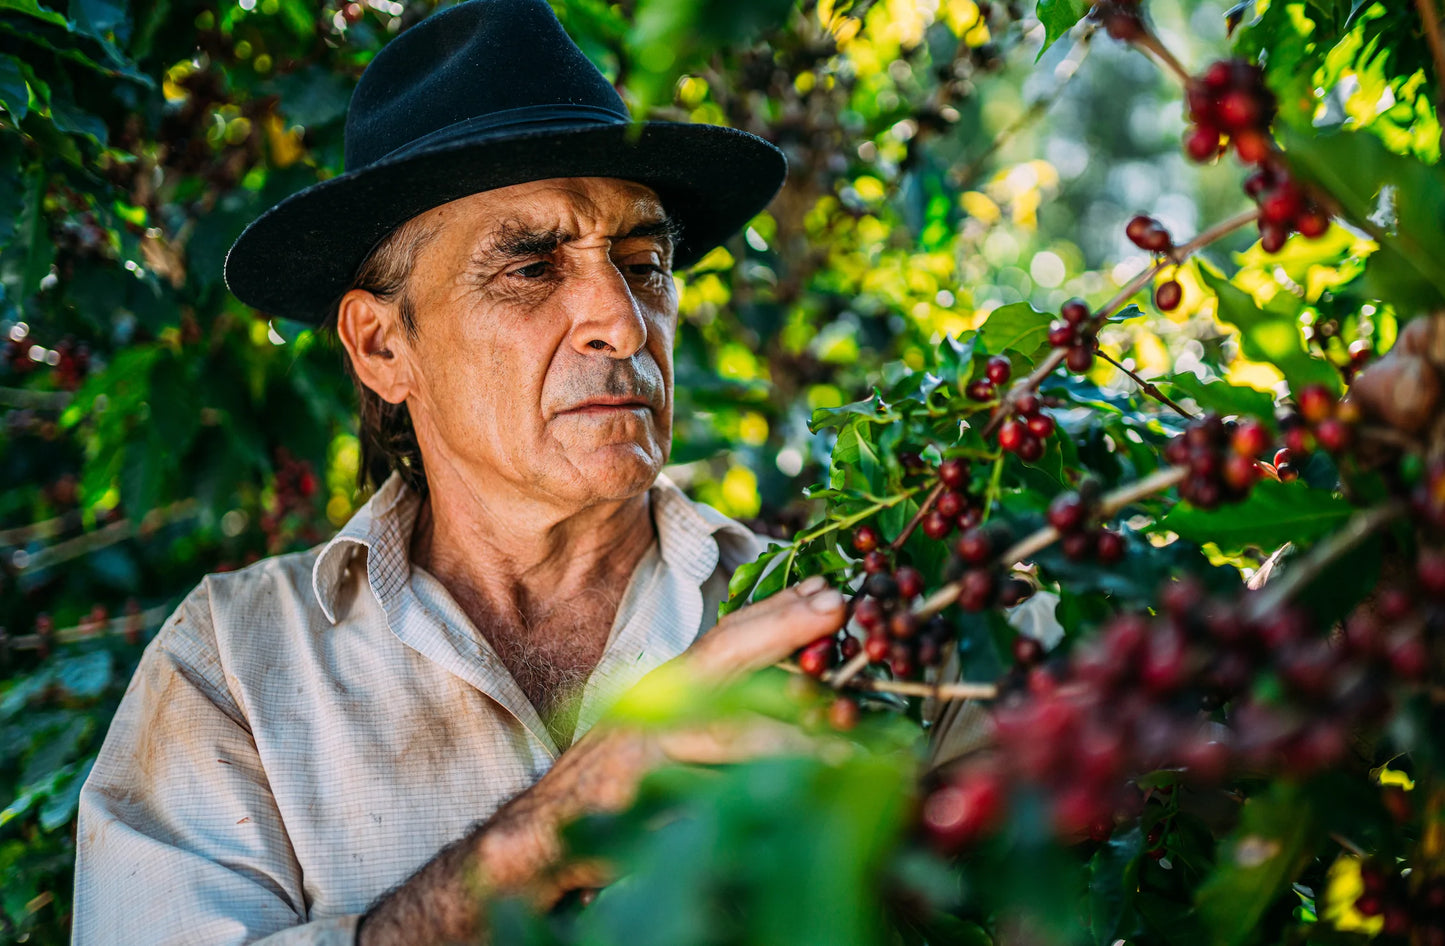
[357,577,846,945]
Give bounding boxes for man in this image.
[72,1,847,942]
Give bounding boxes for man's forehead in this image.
[425,177,668,240]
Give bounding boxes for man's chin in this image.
[563,443,665,501]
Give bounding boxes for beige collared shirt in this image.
[72,472,764,945]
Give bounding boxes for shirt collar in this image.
[311,470,755,625]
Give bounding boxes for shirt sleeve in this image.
[72,579,361,945]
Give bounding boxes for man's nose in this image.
[567,259,648,359]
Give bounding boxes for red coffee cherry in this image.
[986,355,1012,385]
[939,458,970,489]
[1154,279,1183,312]
[852,526,880,553]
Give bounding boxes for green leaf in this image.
[976,301,1053,360]
[1162,373,1276,421]
[1035,0,1089,56]
[1195,783,1319,946]
[1281,125,1445,311]
[1198,264,1339,394]
[1090,826,1144,944]
[0,54,27,120]
[1158,479,1353,554]
[0,0,68,27]
[68,0,127,40]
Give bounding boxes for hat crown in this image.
[344,0,629,169]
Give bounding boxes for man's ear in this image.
[336,289,414,405]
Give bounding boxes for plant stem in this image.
[787,661,999,701]
[1416,0,1445,119]
[828,649,872,689]
[914,465,1190,620]
[1094,348,1195,419]
[1243,502,1405,623]
[891,481,945,551]
[1132,31,1192,86]
[981,209,1261,439]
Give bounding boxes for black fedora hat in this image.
[224,0,786,323]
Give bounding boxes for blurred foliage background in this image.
[0,0,1425,940]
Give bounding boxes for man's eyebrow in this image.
[478,224,572,264]
[617,217,681,246]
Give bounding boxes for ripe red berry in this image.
[1296,209,1329,238]
[1272,447,1294,468]
[1061,531,1093,560]
[1095,529,1125,563]
[1066,345,1094,373]
[839,635,861,661]
[1061,299,1091,324]
[1234,128,1272,164]
[895,566,924,600]
[1259,221,1289,253]
[889,610,918,639]
[1260,185,1303,226]
[1296,384,1335,424]
[997,418,1026,453]
[1048,493,1087,533]
[1013,636,1044,666]
[1014,392,1041,416]
[923,772,1004,850]
[955,528,993,565]
[1417,549,1445,597]
[936,489,966,518]
[1313,417,1350,453]
[966,378,996,401]
[798,638,835,676]
[1283,424,1314,456]
[1125,214,1155,247]
[1231,419,1270,457]
[863,550,890,574]
[986,355,1012,385]
[864,635,890,663]
[828,696,860,731]
[1048,322,1077,348]
[854,597,884,632]
[1203,60,1232,91]
[922,510,953,540]
[1243,168,1273,197]
[1276,462,1299,483]
[1154,279,1183,312]
[1217,89,1259,129]
[957,569,996,611]
[1025,413,1055,438]
[1185,124,1222,162]
[852,526,880,553]
[939,458,969,489]
[1222,453,1260,492]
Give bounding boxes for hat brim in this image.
[224,121,786,323]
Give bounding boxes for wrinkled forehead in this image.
[420,177,670,249]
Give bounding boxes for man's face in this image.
[393,177,678,510]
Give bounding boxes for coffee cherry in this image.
[966,378,996,401]
[1260,185,1303,226]
[936,489,966,518]
[1283,424,1313,454]
[1061,299,1091,324]
[1016,435,1044,463]
[922,510,953,540]
[1066,345,1094,373]
[1048,322,1077,348]
[1025,414,1055,438]
[889,642,916,678]
[1296,209,1329,238]
[1095,529,1125,563]
[1259,221,1289,253]
[1234,128,1272,164]
[1125,214,1155,246]
[798,637,835,677]
[955,528,993,565]
[1222,453,1260,492]
[1061,531,1094,560]
[864,635,891,663]
[1313,417,1350,453]
[939,458,969,489]
[1047,493,1087,533]
[839,635,861,661]
[889,610,919,639]
[863,550,891,574]
[1015,392,1042,416]
[828,696,860,731]
[998,418,1026,453]
[852,525,880,553]
[864,572,899,600]
[1231,419,1270,457]
[923,771,1004,850]
[1013,636,1044,666]
[1417,549,1445,597]
[957,569,996,611]
[1296,384,1334,424]
[854,597,885,632]
[986,355,1012,385]
[1272,447,1294,469]
[1185,124,1222,162]
[997,577,1034,607]
[895,566,924,600]
[1154,279,1183,312]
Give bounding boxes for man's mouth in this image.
[557,397,652,415]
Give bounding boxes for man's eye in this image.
[627,263,666,278]
[510,261,551,279]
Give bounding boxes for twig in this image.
[980,209,1262,439]
[828,649,872,689]
[784,661,999,701]
[0,509,84,547]
[890,481,945,551]
[0,386,73,410]
[6,500,197,573]
[1244,501,1405,622]
[1094,348,1195,419]
[915,465,1190,619]
[4,602,173,650]
[1131,31,1191,85]
[1329,832,1368,858]
[1415,0,1445,119]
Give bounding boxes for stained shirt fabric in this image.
[72,471,764,945]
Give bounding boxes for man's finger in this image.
[657,716,817,765]
[687,577,846,681]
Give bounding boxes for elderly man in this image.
[72,1,847,942]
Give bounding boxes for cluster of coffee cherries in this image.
[1125,216,1185,312]
[922,572,1427,854]
[952,521,1035,612]
[1046,487,1125,563]
[918,458,984,541]
[995,392,1056,463]
[259,448,323,552]
[1047,299,1099,374]
[964,354,1013,404]
[1162,413,1265,509]
[1353,860,1445,943]
[1284,384,1354,456]
[1410,460,1445,532]
[1089,0,1146,42]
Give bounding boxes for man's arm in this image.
[356,577,846,945]
[74,583,356,945]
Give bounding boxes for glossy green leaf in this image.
[1159,479,1353,553]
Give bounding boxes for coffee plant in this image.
[2,0,1442,943]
